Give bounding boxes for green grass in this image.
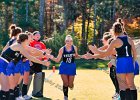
[43,59,109,70]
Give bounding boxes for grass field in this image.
[28,69,140,100]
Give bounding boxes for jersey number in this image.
[125,46,129,56]
[66,58,72,63]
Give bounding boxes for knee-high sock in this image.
[1,90,6,100]
[8,89,15,100]
[120,90,126,100]
[110,66,120,94]
[14,85,20,97]
[131,90,137,100]
[63,86,68,97]
[125,89,132,100]
[22,84,28,96]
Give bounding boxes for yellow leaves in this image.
[127,17,140,29]
[68,17,95,42]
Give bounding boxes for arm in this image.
[74,46,80,58]
[17,45,50,67]
[98,45,108,50]
[129,38,137,61]
[1,43,9,54]
[50,47,63,63]
[89,45,108,54]
[85,40,117,59]
[25,45,50,57]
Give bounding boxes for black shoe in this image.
[32,91,43,98]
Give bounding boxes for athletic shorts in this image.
[30,62,42,74]
[134,61,139,75]
[15,60,30,75]
[15,60,24,75]
[0,57,8,75]
[23,60,30,73]
[6,61,16,76]
[116,57,134,74]
[59,62,76,76]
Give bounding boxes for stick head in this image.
[53,66,55,73]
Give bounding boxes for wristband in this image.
[43,52,46,55]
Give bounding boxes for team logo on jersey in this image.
[34,44,42,50]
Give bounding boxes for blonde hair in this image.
[65,35,73,41]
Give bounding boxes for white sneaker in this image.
[23,95,32,100]
[16,96,24,100]
[112,93,120,99]
[64,96,68,100]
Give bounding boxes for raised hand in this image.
[46,54,54,59]
[43,60,50,67]
[44,49,52,54]
[90,45,98,54]
[84,53,94,59]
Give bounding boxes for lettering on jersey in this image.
[63,54,74,63]
[15,52,20,57]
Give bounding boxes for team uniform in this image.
[1,48,22,76]
[115,36,134,74]
[59,45,76,75]
[115,36,137,100]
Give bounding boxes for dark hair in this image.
[25,31,32,36]
[113,22,123,35]
[33,31,40,35]
[9,24,16,30]
[10,27,22,38]
[117,18,124,26]
[17,33,28,43]
[108,38,114,44]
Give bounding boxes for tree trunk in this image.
[86,7,91,46]
[39,0,45,37]
[26,0,29,22]
[62,0,68,30]
[93,1,97,44]
[81,0,86,54]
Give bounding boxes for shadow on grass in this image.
[31,97,52,100]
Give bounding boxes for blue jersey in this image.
[62,45,75,63]
[115,36,132,58]
[8,38,16,46]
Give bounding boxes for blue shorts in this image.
[15,60,24,75]
[15,60,30,75]
[23,60,30,73]
[0,58,8,75]
[134,61,139,75]
[116,57,134,74]
[6,61,16,76]
[59,62,76,76]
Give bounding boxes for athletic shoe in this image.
[23,95,32,100]
[16,96,24,100]
[64,96,68,100]
[112,93,120,99]
[32,91,43,97]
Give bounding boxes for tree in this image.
[39,0,45,36]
